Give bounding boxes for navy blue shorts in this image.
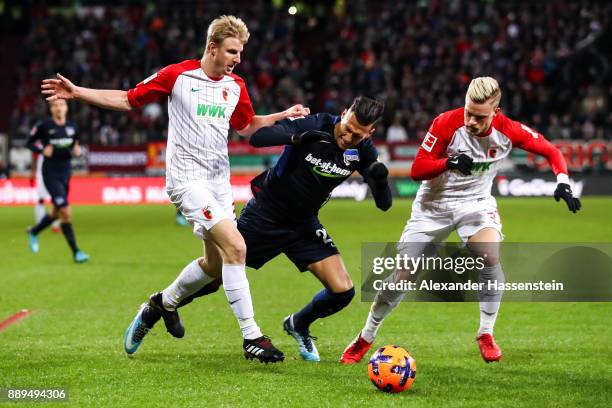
[238,199,339,272]
[43,172,70,208]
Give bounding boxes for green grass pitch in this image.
[1,198,611,407]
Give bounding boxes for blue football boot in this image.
[74,250,90,263]
[123,303,161,355]
[283,314,320,362]
[27,229,39,254]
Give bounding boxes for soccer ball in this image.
[368,345,417,393]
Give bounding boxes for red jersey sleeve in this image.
[495,113,568,176]
[411,108,464,180]
[229,74,255,131]
[127,60,199,108]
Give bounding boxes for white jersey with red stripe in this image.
[411,107,568,211]
[127,59,254,187]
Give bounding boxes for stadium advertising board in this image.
[0,177,254,205]
[388,140,612,172]
[527,139,612,172]
[146,141,166,173]
[493,174,612,196]
[88,145,148,172]
[2,174,610,206]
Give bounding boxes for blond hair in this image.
[466,76,501,106]
[206,15,250,48]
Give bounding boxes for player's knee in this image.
[483,255,500,266]
[333,275,354,293]
[58,207,71,222]
[468,241,499,266]
[477,250,499,266]
[222,241,247,264]
[333,287,355,309]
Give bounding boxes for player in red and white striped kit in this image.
[42,15,310,362]
[341,77,581,364]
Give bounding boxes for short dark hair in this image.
[349,96,384,126]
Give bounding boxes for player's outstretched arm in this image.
[237,104,310,137]
[501,116,581,213]
[250,127,331,147]
[41,73,132,111]
[364,161,392,211]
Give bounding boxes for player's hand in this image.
[367,161,389,185]
[291,130,332,145]
[41,73,77,101]
[72,144,82,157]
[554,183,581,213]
[283,104,310,119]
[43,145,54,158]
[446,154,474,175]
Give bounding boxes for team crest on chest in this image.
[343,149,360,166]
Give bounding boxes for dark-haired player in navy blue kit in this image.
[124,96,391,362]
[26,99,89,263]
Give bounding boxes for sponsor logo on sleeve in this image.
[143,72,158,84]
[521,124,539,138]
[421,132,438,152]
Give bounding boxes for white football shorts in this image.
[167,178,236,239]
[36,155,50,200]
[399,195,503,249]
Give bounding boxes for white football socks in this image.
[222,264,262,340]
[162,259,216,311]
[34,203,46,223]
[362,273,407,343]
[477,263,504,336]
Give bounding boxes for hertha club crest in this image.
[202,206,214,220]
[343,149,360,166]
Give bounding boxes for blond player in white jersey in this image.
[41,15,309,362]
[340,77,581,364]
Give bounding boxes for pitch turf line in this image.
[0,309,32,332]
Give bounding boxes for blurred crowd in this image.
[10,0,612,145]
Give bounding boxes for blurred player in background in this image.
[341,77,581,364]
[121,96,392,362]
[30,151,61,233]
[26,99,89,263]
[41,15,309,362]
